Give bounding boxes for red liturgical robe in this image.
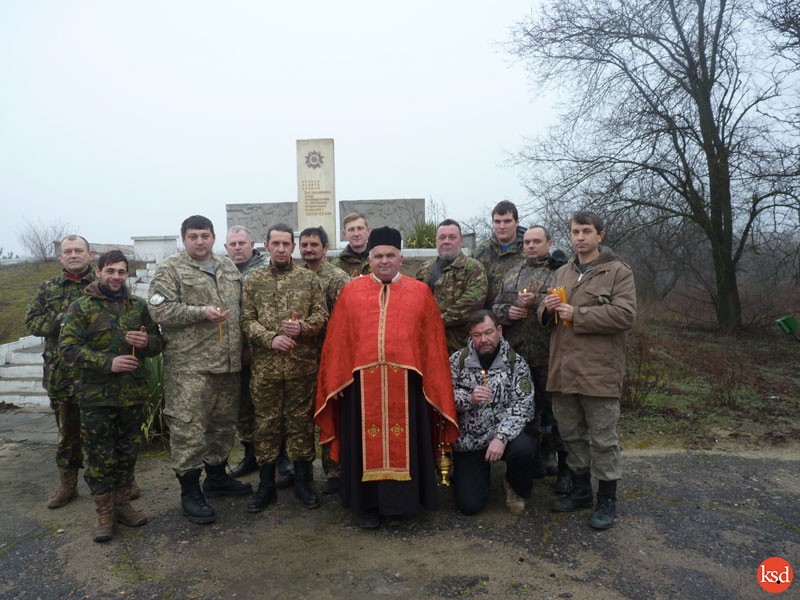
[315,274,458,482]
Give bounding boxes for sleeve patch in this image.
[149,292,166,306]
[519,377,532,395]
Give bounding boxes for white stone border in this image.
[0,336,43,366]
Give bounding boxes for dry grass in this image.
[0,261,63,344]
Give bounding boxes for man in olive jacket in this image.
[538,211,636,530]
[415,219,488,354]
[60,250,163,542]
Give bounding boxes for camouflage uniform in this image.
[415,252,488,354]
[147,252,243,475]
[241,260,328,463]
[60,281,164,495]
[235,248,270,444]
[330,244,370,278]
[301,259,349,478]
[491,251,567,370]
[473,227,527,309]
[492,251,568,443]
[25,268,95,470]
[449,337,536,514]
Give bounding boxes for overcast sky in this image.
[0,1,553,256]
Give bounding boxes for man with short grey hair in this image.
[25,234,96,509]
[224,225,269,478]
[415,219,488,354]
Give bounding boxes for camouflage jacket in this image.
[302,259,350,314]
[241,259,328,380]
[473,227,527,308]
[330,244,370,278]
[60,282,164,407]
[415,252,488,354]
[449,338,534,452]
[491,251,568,367]
[147,252,243,374]
[24,269,96,397]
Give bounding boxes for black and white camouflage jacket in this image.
[449,337,535,452]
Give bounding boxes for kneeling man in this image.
[449,309,536,515]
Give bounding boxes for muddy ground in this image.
[0,409,798,600]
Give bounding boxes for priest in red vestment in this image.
[315,226,459,528]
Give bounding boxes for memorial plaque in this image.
[227,202,297,242]
[296,138,336,236]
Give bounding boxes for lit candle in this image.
[216,306,223,341]
[481,369,488,386]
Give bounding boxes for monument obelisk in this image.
[296,138,336,238]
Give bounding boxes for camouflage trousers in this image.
[80,404,145,495]
[164,371,240,475]
[251,375,315,464]
[236,366,255,443]
[50,396,83,470]
[552,393,621,481]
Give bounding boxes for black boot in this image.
[553,451,573,495]
[293,460,320,509]
[177,469,216,524]
[552,470,593,512]
[277,440,293,474]
[531,446,547,479]
[229,441,258,478]
[275,440,295,489]
[246,463,277,513]
[589,479,617,529]
[202,462,253,498]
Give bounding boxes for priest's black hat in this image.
[367,226,402,251]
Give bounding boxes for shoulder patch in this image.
[154,269,163,278]
[149,292,166,306]
[519,377,532,395]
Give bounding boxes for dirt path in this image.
[1,420,798,599]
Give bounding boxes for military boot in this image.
[553,451,573,495]
[92,490,115,543]
[247,463,277,513]
[47,467,79,509]
[114,483,148,527]
[202,461,253,498]
[275,440,294,490]
[177,469,216,524]
[552,470,593,512]
[293,460,320,509]
[589,479,617,530]
[230,441,258,478]
[129,478,141,500]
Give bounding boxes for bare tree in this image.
[509,0,800,331]
[18,218,71,261]
[761,0,800,58]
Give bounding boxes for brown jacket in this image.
[538,247,636,398]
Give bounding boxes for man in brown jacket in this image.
[538,211,636,530]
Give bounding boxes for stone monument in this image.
[296,138,336,236]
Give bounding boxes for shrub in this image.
[405,221,437,249]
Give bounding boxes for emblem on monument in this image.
[305,150,324,169]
